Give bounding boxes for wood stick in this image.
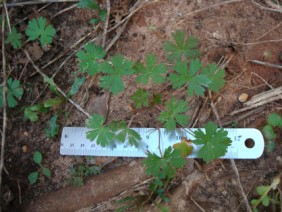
[0,0,78,7]
[230,86,282,115]
[244,86,282,106]
[23,161,146,212]
[249,59,282,70]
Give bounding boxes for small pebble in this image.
[22,145,28,153]
[238,93,248,103]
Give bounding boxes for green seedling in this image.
[131,89,149,109]
[67,160,101,186]
[24,97,64,122]
[262,113,282,152]
[45,115,59,138]
[251,176,281,212]
[5,26,22,49]
[0,78,23,108]
[25,17,56,46]
[77,0,107,25]
[28,151,51,185]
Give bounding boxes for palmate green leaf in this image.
[115,123,141,147]
[131,89,149,109]
[45,115,59,138]
[163,30,200,61]
[86,114,115,147]
[99,55,134,95]
[158,97,189,131]
[76,42,106,76]
[168,59,210,97]
[0,78,24,108]
[134,54,168,85]
[5,26,22,49]
[267,113,282,127]
[193,122,232,162]
[143,146,186,180]
[77,0,100,10]
[202,63,225,92]
[33,151,42,165]
[25,17,56,46]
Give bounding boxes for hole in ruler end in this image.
[245,138,255,148]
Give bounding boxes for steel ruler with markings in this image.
[60,127,264,159]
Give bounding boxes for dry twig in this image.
[1,0,78,7]
[251,0,282,12]
[23,50,91,118]
[0,3,7,209]
[177,0,242,26]
[230,86,282,115]
[102,0,111,48]
[249,59,282,70]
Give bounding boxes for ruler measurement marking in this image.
[60,127,264,159]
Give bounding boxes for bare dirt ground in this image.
[1,0,282,211]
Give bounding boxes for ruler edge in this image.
[60,127,265,159]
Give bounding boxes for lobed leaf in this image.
[131,89,149,109]
[168,59,210,97]
[202,63,225,92]
[158,97,189,131]
[134,54,168,85]
[163,30,200,61]
[25,17,56,46]
[76,42,106,76]
[193,122,232,162]
[115,124,141,147]
[5,26,22,49]
[0,78,24,108]
[99,55,134,95]
[86,114,115,147]
[143,146,186,180]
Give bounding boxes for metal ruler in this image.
[60,127,264,159]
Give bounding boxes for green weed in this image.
[28,151,51,185]
[262,113,282,152]
[67,159,101,186]
[251,176,281,212]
